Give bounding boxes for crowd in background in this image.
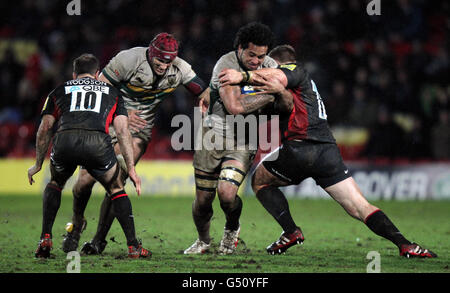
[0,0,448,160]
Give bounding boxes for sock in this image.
[364,209,411,248]
[192,201,214,243]
[110,191,139,247]
[256,186,298,234]
[72,187,91,235]
[41,183,62,238]
[92,193,115,243]
[220,195,242,231]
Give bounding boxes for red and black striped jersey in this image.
[41,77,127,134]
[279,63,335,143]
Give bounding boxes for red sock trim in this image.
[111,193,128,201]
[47,183,62,192]
[364,209,381,224]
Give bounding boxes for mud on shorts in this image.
[50,129,117,179]
[193,127,257,190]
[262,140,351,188]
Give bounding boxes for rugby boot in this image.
[128,244,151,259]
[35,233,53,258]
[399,243,437,258]
[80,239,108,255]
[62,217,87,253]
[218,225,240,255]
[183,239,211,254]
[266,227,304,255]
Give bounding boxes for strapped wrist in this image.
[241,71,249,83]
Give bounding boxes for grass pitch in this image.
[0,194,449,273]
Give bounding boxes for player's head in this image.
[148,32,179,76]
[234,22,275,71]
[269,45,297,65]
[72,53,99,79]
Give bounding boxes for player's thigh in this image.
[194,169,218,206]
[113,136,148,164]
[251,163,290,193]
[325,177,376,220]
[49,162,77,189]
[92,163,123,195]
[73,167,97,192]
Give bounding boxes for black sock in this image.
[41,183,62,238]
[93,193,115,243]
[365,210,411,248]
[192,201,214,243]
[110,191,138,247]
[256,186,298,234]
[72,187,91,234]
[220,195,242,231]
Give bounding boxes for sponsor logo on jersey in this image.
[280,64,297,71]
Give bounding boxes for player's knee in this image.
[50,180,64,190]
[251,178,266,195]
[217,185,237,205]
[195,190,216,207]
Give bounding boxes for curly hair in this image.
[233,22,275,50]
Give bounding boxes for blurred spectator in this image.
[0,48,23,109]
[362,106,405,160]
[430,110,450,159]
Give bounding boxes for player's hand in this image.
[253,76,285,95]
[219,69,243,86]
[27,164,41,185]
[128,168,141,196]
[128,110,147,133]
[199,97,209,114]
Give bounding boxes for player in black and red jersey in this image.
[28,54,150,259]
[219,45,437,258]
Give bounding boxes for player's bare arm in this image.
[220,84,274,115]
[254,76,293,113]
[198,87,210,113]
[28,114,55,185]
[113,115,141,195]
[219,68,288,88]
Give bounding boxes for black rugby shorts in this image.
[50,129,117,179]
[262,140,350,188]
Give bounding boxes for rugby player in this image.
[184,22,279,255]
[219,44,437,258]
[62,33,209,255]
[29,54,150,259]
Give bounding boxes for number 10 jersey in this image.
[41,77,128,134]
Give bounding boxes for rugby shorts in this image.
[50,129,117,179]
[262,140,350,188]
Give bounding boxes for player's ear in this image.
[94,70,100,80]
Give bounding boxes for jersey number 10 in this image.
[67,88,103,113]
